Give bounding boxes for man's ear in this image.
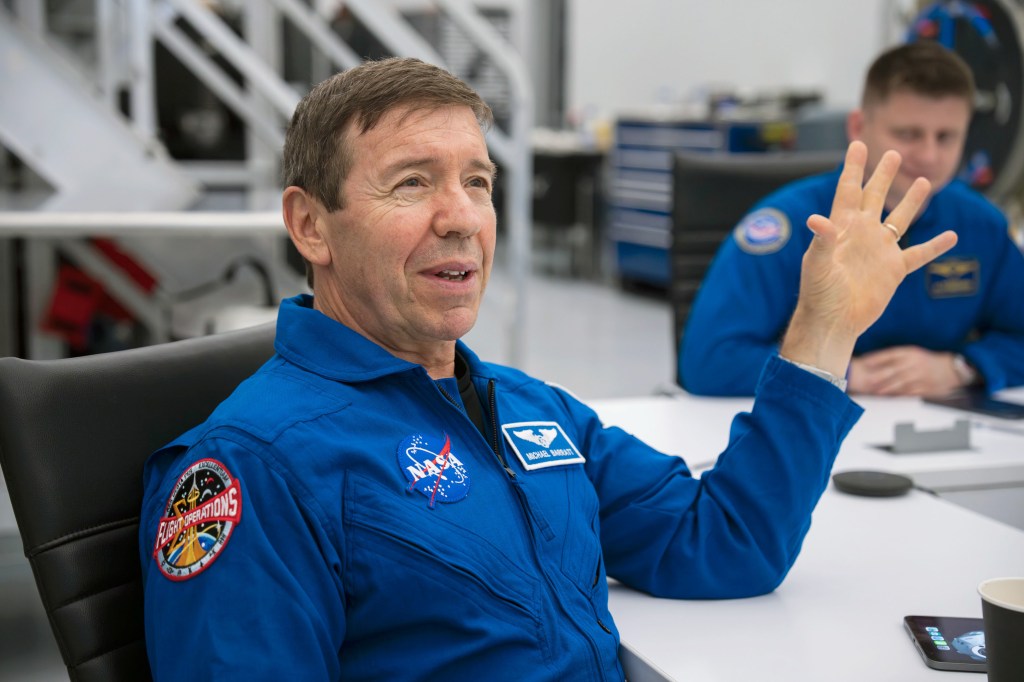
[282,186,332,268]
[846,109,865,142]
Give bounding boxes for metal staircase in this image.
[0,8,199,211]
[0,0,533,362]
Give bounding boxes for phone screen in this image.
[924,391,1024,419]
[904,615,986,672]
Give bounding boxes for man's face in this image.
[316,105,496,356]
[848,90,971,209]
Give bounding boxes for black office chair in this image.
[0,323,276,682]
[670,150,843,368]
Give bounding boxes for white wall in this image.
[565,0,915,123]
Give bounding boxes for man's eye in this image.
[468,177,491,190]
[399,177,422,188]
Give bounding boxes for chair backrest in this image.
[0,323,276,682]
[670,150,843,359]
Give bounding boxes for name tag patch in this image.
[501,421,585,471]
[927,257,980,298]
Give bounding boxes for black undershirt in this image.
[454,351,487,437]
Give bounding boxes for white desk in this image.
[590,391,1024,681]
[595,390,1024,489]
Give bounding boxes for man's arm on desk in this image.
[961,236,1024,392]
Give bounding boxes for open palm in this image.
[800,141,957,339]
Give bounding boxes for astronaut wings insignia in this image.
[512,428,558,448]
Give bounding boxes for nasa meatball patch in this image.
[398,432,471,508]
[734,208,791,254]
[153,459,242,581]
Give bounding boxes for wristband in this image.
[952,353,980,387]
[779,356,848,392]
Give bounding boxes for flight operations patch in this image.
[153,458,242,581]
[398,432,471,508]
[734,208,791,254]
[502,421,585,471]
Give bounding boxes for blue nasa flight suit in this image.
[140,294,861,681]
[679,169,1024,396]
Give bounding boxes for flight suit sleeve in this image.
[140,433,345,680]
[678,205,807,396]
[573,355,862,599]
[961,230,1024,392]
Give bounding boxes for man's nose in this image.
[432,185,483,238]
[916,136,942,165]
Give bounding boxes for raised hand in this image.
[778,141,958,378]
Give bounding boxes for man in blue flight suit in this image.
[140,57,955,680]
[680,41,1024,397]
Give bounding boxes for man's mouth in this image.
[436,269,469,282]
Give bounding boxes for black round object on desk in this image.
[832,470,914,497]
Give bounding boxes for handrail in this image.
[128,0,158,140]
[266,0,362,72]
[152,9,287,151]
[163,0,301,117]
[0,211,285,238]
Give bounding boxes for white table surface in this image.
[590,390,1024,681]
[594,390,1024,489]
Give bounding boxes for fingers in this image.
[884,177,931,233]
[830,141,868,217]
[805,213,837,242]
[856,347,906,369]
[902,230,958,274]
[861,150,902,216]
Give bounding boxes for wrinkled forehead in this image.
[347,102,488,141]
[346,104,492,167]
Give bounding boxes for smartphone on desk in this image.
[924,390,1024,420]
[904,615,986,673]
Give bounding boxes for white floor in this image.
[0,251,676,681]
[465,256,676,400]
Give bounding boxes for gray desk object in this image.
[893,419,971,453]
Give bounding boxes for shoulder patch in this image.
[734,208,791,254]
[502,421,585,471]
[152,459,242,581]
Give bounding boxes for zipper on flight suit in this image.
[486,379,518,481]
[485,379,612,674]
[435,380,517,482]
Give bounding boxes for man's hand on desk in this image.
[848,347,967,396]
[779,141,958,379]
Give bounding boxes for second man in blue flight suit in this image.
[680,41,1024,397]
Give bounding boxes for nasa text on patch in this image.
[927,257,980,298]
[397,432,471,508]
[501,421,585,471]
[153,458,242,581]
[734,208,791,255]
